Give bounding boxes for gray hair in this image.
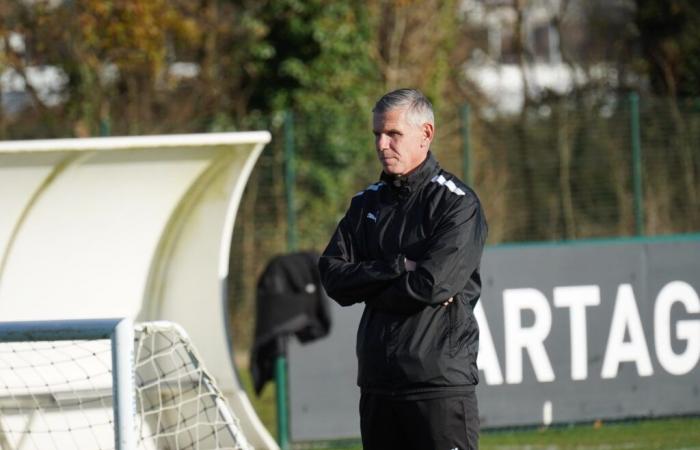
[372,88,434,128]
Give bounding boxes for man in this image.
[318,88,487,450]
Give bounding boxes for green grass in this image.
[237,369,700,450]
[237,365,278,441]
[289,418,700,450]
[479,418,700,450]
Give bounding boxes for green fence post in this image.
[629,93,644,236]
[275,341,290,450]
[460,104,472,186]
[276,110,296,450]
[99,118,111,137]
[284,110,298,252]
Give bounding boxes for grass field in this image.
[289,418,700,450]
[239,369,700,450]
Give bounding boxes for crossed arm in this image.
[318,199,486,314]
[403,258,454,307]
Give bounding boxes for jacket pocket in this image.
[448,299,458,357]
[449,295,479,358]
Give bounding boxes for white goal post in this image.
[0,319,252,450]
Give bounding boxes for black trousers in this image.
[359,392,479,450]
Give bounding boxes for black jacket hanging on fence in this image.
[250,251,332,395]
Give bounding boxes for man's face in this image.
[373,108,433,177]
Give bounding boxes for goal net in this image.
[0,319,252,450]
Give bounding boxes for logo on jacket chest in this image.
[366,212,378,222]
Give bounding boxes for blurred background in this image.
[2,0,699,446]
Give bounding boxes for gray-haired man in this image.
[319,88,487,449]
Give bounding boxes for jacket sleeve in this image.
[366,197,487,312]
[318,215,406,306]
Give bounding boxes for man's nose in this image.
[376,134,389,150]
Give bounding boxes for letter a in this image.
[504,288,555,384]
[601,284,653,379]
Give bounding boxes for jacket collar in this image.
[380,151,439,194]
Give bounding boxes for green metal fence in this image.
[228,93,700,337]
[226,93,700,446]
[229,94,700,331]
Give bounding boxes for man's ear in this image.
[422,122,435,148]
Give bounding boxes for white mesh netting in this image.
[0,321,252,450]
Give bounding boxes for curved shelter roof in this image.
[0,132,278,449]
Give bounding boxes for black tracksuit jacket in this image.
[319,152,488,398]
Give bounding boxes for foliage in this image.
[0,0,266,137]
[227,0,471,350]
[2,0,699,354]
[245,1,380,247]
[635,0,700,97]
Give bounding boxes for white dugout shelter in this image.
[0,132,278,449]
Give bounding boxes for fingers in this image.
[442,297,454,307]
[405,258,417,272]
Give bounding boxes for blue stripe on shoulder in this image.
[353,181,385,197]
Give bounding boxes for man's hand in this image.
[405,258,417,272]
[404,258,452,307]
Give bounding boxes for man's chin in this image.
[382,165,403,177]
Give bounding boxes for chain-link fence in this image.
[228,94,700,351]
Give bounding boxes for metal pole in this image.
[275,351,290,450]
[460,104,472,185]
[284,110,298,252]
[278,110,295,449]
[99,104,111,137]
[0,318,120,341]
[0,319,137,449]
[99,118,111,137]
[111,318,136,450]
[629,92,644,236]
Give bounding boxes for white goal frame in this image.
[0,318,136,449]
[0,318,253,450]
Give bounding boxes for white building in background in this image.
[0,30,200,117]
[0,32,65,115]
[3,1,633,118]
[460,0,573,113]
[460,0,631,114]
